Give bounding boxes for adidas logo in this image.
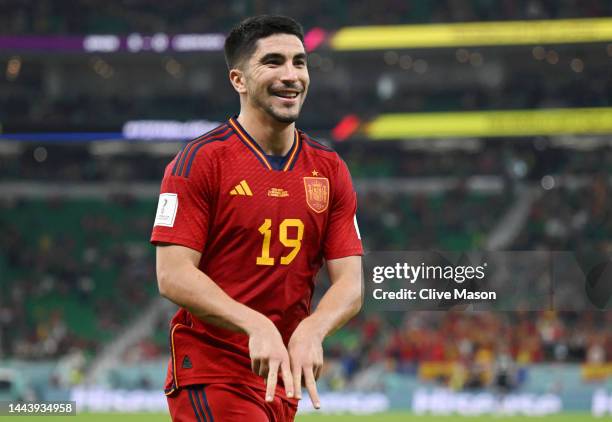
[182,355,193,369]
[230,180,253,196]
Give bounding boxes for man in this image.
[151,15,363,422]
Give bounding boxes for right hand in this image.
[247,317,294,402]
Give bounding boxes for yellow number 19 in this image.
[256,218,304,266]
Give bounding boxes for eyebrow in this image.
[259,52,307,63]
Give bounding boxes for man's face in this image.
[240,34,309,124]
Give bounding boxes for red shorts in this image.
[167,384,298,422]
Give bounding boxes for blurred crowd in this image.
[3,1,611,134]
[2,176,610,363]
[4,142,612,182]
[0,196,156,360]
[0,169,610,396]
[514,173,612,255]
[2,0,610,34]
[0,185,501,360]
[358,187,505,250]
[324,310,612,391]
[3,51,610,134]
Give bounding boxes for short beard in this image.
[244,78,302,124]
[254,95,299,124]
[268,108,298,123]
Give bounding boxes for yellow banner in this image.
[331,18,612,50]
[582,363,612,381]
[364,108,612,139]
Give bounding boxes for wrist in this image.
[299,315,327,342]
[242,311,273,336]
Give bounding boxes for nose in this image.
[280,62,299,84]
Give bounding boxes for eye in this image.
[263,57,282,66]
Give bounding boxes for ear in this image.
[229,68,247,94]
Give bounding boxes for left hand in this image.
[287,318,324,409]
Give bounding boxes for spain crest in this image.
[303,176,330,213]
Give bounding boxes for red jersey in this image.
[150,116,362,399]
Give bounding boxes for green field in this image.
[0,412,598,421]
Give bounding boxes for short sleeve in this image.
[323,158,363,260]
[150,154,214,253]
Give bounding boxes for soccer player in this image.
[151,15,363,422]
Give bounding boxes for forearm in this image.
[158,263,267,335]
[305,272,362,340]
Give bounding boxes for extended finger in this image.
[265,360,280,402]
[304,367,320,409]
[280,359,294,398]
[291,360,303,399]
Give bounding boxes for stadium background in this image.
[1,0,612,420]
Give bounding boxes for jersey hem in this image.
[150,235,204,253]
[324,248,364,260]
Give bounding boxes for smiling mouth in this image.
[271,90,300,99]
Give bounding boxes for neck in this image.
[236,108,295,156]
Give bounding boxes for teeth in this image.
[275,92,298,98]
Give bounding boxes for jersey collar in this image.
[228,116,301,171]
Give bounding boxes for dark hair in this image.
[224,15,304,70]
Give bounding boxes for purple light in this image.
[0,36,84,51]
[0,34,225,53]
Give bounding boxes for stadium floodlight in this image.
[363,107,612,139]
[330,18,612,50]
